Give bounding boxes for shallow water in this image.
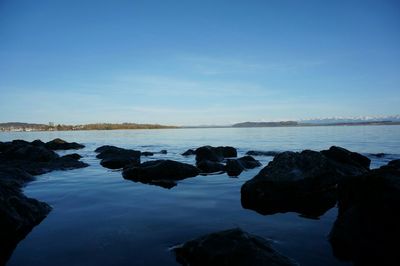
[1,126,400,266]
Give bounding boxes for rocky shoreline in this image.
[1,139,399,265]
[0,139,87,265]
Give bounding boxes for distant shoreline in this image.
[1,121,400,132]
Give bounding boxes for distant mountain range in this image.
[300,115,400,124]
[232,115,400,128]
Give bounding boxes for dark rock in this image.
[195,146,237,163]
[30,139,46,147]
[45,138,84,150]
[321,146,371,169]
[241,147,369,218]
[225,159,244,176]
[196,160,225,174]
[123,160,199,188]
[95,145,141,159]
[0,139,88,264]
[61,153,82,160]
[226,156,262,177]
[182,149,196,156]
[0,141,88,175]
[246,150,280,156]
[173,228,298,266]
[387,159,400,170]
[1,144,59,162]
[141,150,167,156]
[0,178,51,265]
[329,162,400,266]
[95,145,141,169]
[100,156,140,169]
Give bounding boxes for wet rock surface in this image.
[173,228,299,266]
[329,160,400,266]
[0,139,88,265]
[195,146,237,163]
[196,160,225,174]
[0,140,88,175]
[44,138,85,150]
[123,159,200,188]
[95,145,141,169]
[226,156,262,177]
[241,147,370,218]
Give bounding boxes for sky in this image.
[0,0,399,126]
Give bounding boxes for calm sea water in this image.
[2,126,400,266]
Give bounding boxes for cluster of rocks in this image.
[241,146,371,218]
[185,146,262,176]
[0,139,87,265]
[239,145,400,265]
[95,145,264,188]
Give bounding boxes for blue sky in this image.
[0,0,399,125]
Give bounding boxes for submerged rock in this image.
[329,161,400,266]
[45,138,84,150]
[241,147,370,218]
[172,228,298,266]
[246,150,280,156]
[195,146,237,163]
[95,145,141,169]
[226,156,262,177]
[123,160,199,188]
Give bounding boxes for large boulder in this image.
[241,147,370,218]
[226,156,262,177]
[329,161,400,266]
[172,228,298,266]
[195,146,237,163]
[95,145,141,169]
[45,138,84,150]
[123,160,200,188]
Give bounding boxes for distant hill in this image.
[232,121,298,127]
[0,122,177,131]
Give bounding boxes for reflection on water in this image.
[1,126,399,266]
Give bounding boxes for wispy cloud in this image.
[177,54,325,75]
